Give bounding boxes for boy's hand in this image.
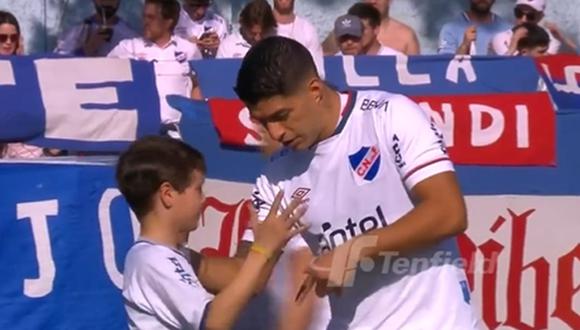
[250,191,308,257]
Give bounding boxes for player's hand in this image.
[462,25,477,46]
[197,32,220,49]
[250,191,309,257]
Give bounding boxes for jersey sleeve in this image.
[437,23,458,54]
[54,25,83,55]
[241,172,309,252]
[107,39,133,58]
[383,95,454,190]
[130,251,213,329]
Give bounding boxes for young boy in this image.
[515,22,550,57]
[116,136,306,330]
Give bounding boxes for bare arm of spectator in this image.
[545,22,578,54]
[507,26,528,56]
[456,26,476,55]
[405,28,420,55]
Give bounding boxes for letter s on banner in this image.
[17,200,58,298]
[35,58,138,141]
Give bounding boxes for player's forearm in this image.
[356,196,466,260]
[198,256,244,294]
[204,252,270,330]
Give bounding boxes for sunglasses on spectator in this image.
[0,34,18,43]
[514,8,539,21]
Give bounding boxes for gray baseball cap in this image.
[334,14,363,38]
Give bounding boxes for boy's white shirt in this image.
[123,240,213,330]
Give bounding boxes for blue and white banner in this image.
[0,57,161,152]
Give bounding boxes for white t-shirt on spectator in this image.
[489,25,561,55]
[175,8,229,42]
[108,35,202,124]
[123,240,213,330]
[55,18,139,57]
[377,45,403,56]
[276,16,326,78]
[216,31,251,59]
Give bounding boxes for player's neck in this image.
[318,88,342,142]
[274,10,296,24]
[139,215,182,249]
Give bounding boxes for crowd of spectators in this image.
[0,0,577,159]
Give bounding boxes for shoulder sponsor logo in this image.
[251,190,266,211]
[360,98,389,112]
[391,134,406,168]
[167,257,195,286]
[348,145,381,181]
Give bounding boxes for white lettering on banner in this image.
[470,104,505,147]
[516,105,530,148]
[0,60,15,85]
[446,56,477,83]
[395,54,431,86]
[17,200,58,298]
[554,65,580,94]
[542,63,580,94]
[342,56,379,87]
[239,107,263,145]
[35,58,138,141]
[98,188,127,289]
[419,102,455,147]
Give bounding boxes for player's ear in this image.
[307,77,323,103]
[159,182,175,209]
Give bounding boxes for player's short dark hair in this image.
[235,36,318,106]
[239,0,277,31]
[116,136,206,219]
[515,22,550,51]
[145,0,181,31]
[347,3,382,28]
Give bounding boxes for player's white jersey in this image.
[244,90,481,329]
[123,240,213,330]
[216,31,250,59]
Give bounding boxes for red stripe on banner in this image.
[535,55,580,81]
[412,92,556,166]
[208,92,556,166]
[403,157,450,182]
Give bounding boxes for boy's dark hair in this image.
[235,36,318,106]
[145,0,181,31]
[347,3,382,28]
[515,23,550,51]
[116,136,206,219]
[0,10,20,35]
[239,0,277,32]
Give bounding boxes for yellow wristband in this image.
[250,244,272,261]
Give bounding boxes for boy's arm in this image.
[203,193,307,330]
[188,250,244,295]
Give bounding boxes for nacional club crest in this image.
[348,145,381,182]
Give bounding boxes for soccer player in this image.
[235,36,481,329]
[117,136,307,330]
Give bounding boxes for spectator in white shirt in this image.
[108,0,203,136]
[174,0,230,58]
[489,0,575,55]
[216,0,277,59]
[55,0,139,57]
[347,3,402,56]
[272,0,325,78]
